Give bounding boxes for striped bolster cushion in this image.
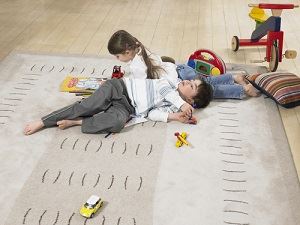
[246,72,300,108]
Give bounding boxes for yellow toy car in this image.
[80,195,103,218]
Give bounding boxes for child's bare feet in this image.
[233,74,248,85]
[57,119,82,130]
[244,83,260,97]
[24,120,45,135]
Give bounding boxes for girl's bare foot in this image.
[24,120,45,135]
[57,119,82,130]
[244,84,260,97]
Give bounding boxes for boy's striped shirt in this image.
[123,77,185,119]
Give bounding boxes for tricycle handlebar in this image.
[248,3,299,9]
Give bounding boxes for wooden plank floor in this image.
[1,0,300,178]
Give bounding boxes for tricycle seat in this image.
[249,7,269,23]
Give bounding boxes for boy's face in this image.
[178,79,201,104]
[114,50,135,62]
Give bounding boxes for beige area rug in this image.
[1,53,300,225]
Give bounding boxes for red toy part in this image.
[256,3,296,9]
[188,49,226,76]
[111,66,124,79]
[266,31,283,62]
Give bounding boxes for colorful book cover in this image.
[60,76,106,93]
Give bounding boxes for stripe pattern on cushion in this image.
[246,72,300,108]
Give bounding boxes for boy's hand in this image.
[169,112,197,124]
[188,115,197,124]
[180,102,194,118]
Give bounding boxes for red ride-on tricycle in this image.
[231,3,298,72]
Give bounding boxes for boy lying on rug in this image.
[23,76,213,135]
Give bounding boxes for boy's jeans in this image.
[203,74,245,99]
[177,64,245,99]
